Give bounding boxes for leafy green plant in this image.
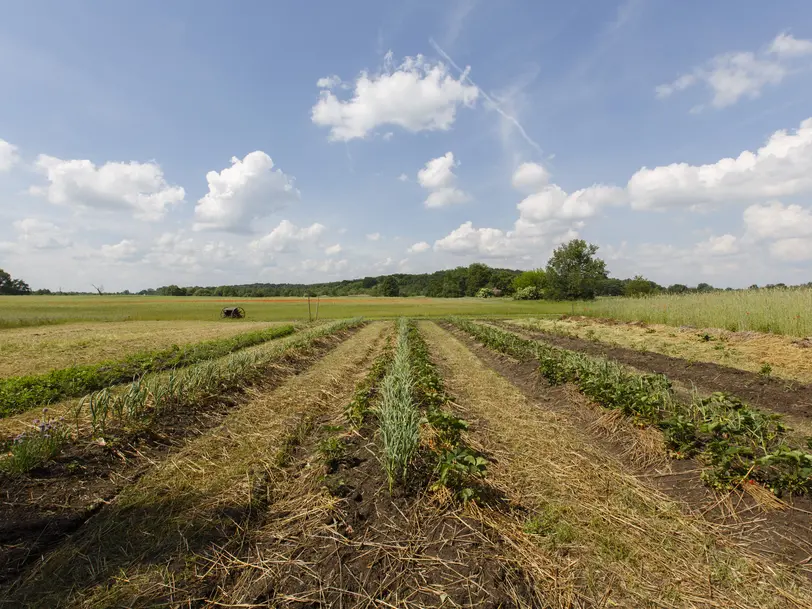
[0,409,71,476]
[317,436,346,470]
[431,446,488,502]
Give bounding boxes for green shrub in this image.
[0,409,71,476]
[513,286,543,300]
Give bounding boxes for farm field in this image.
[506,315,812,383]
[1,317,811,607]
[0,295,569,327]
[573,287,812,337]
[0,320,285,378]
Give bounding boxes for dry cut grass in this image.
[0,320,279,378]
[5,322,389,609]
[420,321,812,609]
[508,316,812,384]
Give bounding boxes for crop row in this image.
[0,319,362,476]
[449,318,812,496]
[0,324,298,418]
[368,319,488,499]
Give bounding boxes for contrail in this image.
[430,38,543,154]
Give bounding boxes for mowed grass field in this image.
[0,320,282,378]
[0,295,569,328]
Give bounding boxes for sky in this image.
[1,0,812,292]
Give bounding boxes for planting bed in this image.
[0,320,364,588]
[498,320,812,421]
[3,317,811,609]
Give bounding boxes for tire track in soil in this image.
[0,325,363,588]
[492,320,812,421]
[441,322,812,577]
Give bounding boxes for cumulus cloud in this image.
[248,220,326,254]
[743,200,812,241]
[769,238,812,262]
[316,75,342,89]
[100,239,140,261]
[13,218,72,249]
[417,151,470,208]
[193,151,300,232]
[324,243,342,255]
[30,155,185,221]
[397,173,409,182]
[518,184,626,223]
[434,221,513,257]
[311,51,479,141]
[627,118,812,209]
[145,231,237,272]
[511,162,550,193]
[0,138,20,171]
[301,258,349,274]
[408,241,430,253]
[656,32,812,109]
[700,234,739,255]
[366,232,381,241]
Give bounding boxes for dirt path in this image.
[494,320,812,420]
[2,322,389,609]
[421,322,812,608]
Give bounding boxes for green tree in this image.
[513,269,546,292]
[465,263,491,296]
[545,240,607,300]
[667,284,688,294]
[696,282,714,293]
[379,276,399,297]
[624,275,658,297]
[0,268,31,295]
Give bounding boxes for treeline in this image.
[143,264,523,298]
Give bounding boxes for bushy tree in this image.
[624,275,658,297]
[513,269,546,292]
[696,282,714,293]
[545,240,607,300]
[379,276,399,297]
[0,268,31,295]
[513,286,542,300]
[667,284,688,294]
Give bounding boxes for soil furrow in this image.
[423,321,812,607]
[493,320,812,420]
[0,323,368,597]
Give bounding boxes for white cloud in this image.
[743,201,812,241]
[434,221,513,257]
[656,32,812,109]
[145,231,237,272]
[768,32,812,58]
[366,232,381,241]
[316,75,342,89]
[0,138,20,171]
[511,162,550,193]
[518,184,626,223]
[701,234,739,255]
[628,118,812,209]
[770,238,812,262]
[248,220,326,253]
[324,243,342,255]
[311,52,479,141]
[193,151,300,232]
[301,258,349,274]
[31,155,185,221]
[408,241,430,253]
[417,151,470,208]
[397,173,409,182]
[100,239,140,261]
[13,218,72,249]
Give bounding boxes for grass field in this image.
[0,295,569,328]
[2,310,811,606]
[0,320,282,378]
[574,288,812,337]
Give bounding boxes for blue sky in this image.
[1,0,812,291]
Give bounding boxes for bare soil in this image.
[495,321,812,420]
[443,323,812,575]
[0,329,358,585]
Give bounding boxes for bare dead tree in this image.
[91,283,104,295]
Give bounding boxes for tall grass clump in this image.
[377,319,421,488]
[574,287,812,337]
